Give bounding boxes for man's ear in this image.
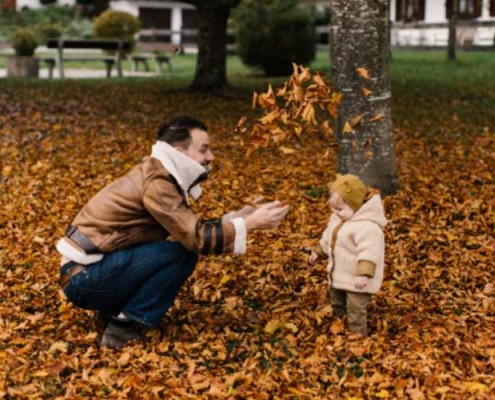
[174,145,186,154]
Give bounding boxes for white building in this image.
[390,0,495,47]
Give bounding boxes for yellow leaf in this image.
[331,92,343,105]
[356,67,371,80]
[343,121,353,134]
[264,319,280,334]
[220,274,231,286]
[464,382,488,392]
[375,389,390,398]
[32,371,49,377]
[301,103,316,124]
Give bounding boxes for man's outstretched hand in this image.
[235,197,265,218]
[244,200,289,231]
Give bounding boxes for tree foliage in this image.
[234,0,317,76]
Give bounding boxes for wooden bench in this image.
[45,39,132,79]
[131,42,178,74]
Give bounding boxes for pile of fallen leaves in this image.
[0,76,494,399]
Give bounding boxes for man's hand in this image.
[236,197,265,218]
[309,250,319,265]
[354,276,369,290]
[244,200,289,231]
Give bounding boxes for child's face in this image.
[329,191,355,220]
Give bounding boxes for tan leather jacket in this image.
[62,157,236,255]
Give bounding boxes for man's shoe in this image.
[91,310,112,336]
[100,317,144,349]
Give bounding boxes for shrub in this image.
[93,9,140,49]
[11,28,38,56]
[38,23,64,40]
[234,0,317,77]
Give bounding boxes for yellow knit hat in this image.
[329,174,367,211]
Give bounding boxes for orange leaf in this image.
[370,112,385,122]
[362,87,373,97]
[356,67,371,80]
[343,121,353,134]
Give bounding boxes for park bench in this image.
[131,42,178,74]
[43,39,132,79]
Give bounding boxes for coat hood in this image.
[350,194,387,228]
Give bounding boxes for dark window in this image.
[491,0,495,16]
[446,0,482,19]
[139,8,171,30]
[396,0,426,22]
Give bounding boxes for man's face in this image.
[178,128,214,172]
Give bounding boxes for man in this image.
[56,116,289,349]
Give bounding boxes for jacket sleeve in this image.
[143,176,246,254]
[354,221,384,268]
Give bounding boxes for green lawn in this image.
[1,49,494,131]
[1,49,493,87]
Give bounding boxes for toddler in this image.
[309,174,387,336]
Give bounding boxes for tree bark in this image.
[184,1,240,92]
[447,2,458,61]
[329,0,399,194]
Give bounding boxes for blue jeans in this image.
[62,241,198,327]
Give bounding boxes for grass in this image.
[0,49,494,131]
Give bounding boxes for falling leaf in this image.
[343,121,353,134]
[356,67,371,80]
[362,87,373,97]
[370,113,385,123]
[350,114,363,128]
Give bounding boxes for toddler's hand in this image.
[309,250,319,265]
[355,276,369,290]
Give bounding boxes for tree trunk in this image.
[329,0,399,195]
[447,4,458,61]
[189,5,231,92]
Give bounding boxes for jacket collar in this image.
[150,141,208,203]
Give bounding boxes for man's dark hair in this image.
[156,116,208,148]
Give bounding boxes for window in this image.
[396,0,426,22]
[491,0,495,16]
[446,0,482,19]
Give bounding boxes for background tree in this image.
[329,0,399,194]
[182,0,241,92]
